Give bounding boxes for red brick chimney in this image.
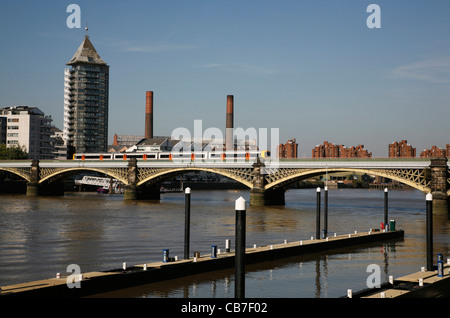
[145,91,153,139]
[112,133,119,146]
[226,95,234,151]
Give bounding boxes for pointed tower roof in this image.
[67,35,107,66]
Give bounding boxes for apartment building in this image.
[312,141,372,158]
[420,145,447,158]
[64,35,109,155]
[0,106,54,159]
[278,139,298,159]
[388,140,416,158]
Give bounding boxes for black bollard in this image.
[324,186,328,238]
[426,193,433,271]
[235,196,246,298]
[316,187,321,239]
[184,187,191,260]
[384,188,388,229]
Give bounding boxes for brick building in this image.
[388,140,416,158]
[278,139,298,159]
[312,141,338,158]
[420,145,448,158]
[312,141,371,158]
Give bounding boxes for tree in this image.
[0,144,29,160]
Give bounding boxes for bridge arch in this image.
[0,167,31,182]
[264,168,431,193]
[38,167,129,185]
[137,167,253,188]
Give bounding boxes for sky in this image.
[1,0,449,157]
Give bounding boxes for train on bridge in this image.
[73,150,271,161]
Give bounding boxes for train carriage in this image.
[73,150,270,162]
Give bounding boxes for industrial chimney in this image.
[145,91,153,139]
[225,95,234,151]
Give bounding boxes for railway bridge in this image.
[0,157,448,214]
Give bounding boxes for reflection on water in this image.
[0,189,448,297]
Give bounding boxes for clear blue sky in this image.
[1,0,449,157]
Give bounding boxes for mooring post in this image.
[184,187,191,260]
[324,186,328,238]
[426,193,433,271]
[316,187,321,239]
[235,196,246,298]
[384,188,388,229]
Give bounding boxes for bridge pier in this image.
[250,188,265,206]
[25,160,64,196]
[430,158,449,216]
[124,158,138,200]
[26,160,40,196]
[26,182,40,196]
[123,158,160,200]
[250,157,285,206]
[123,184,138,200]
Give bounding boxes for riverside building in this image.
[312,141,372,158]
[278,139,298,159]
[388,140,416,158]
[0,106,54,159]
[64,34,109,156]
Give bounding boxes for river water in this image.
[0,188,448,298]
